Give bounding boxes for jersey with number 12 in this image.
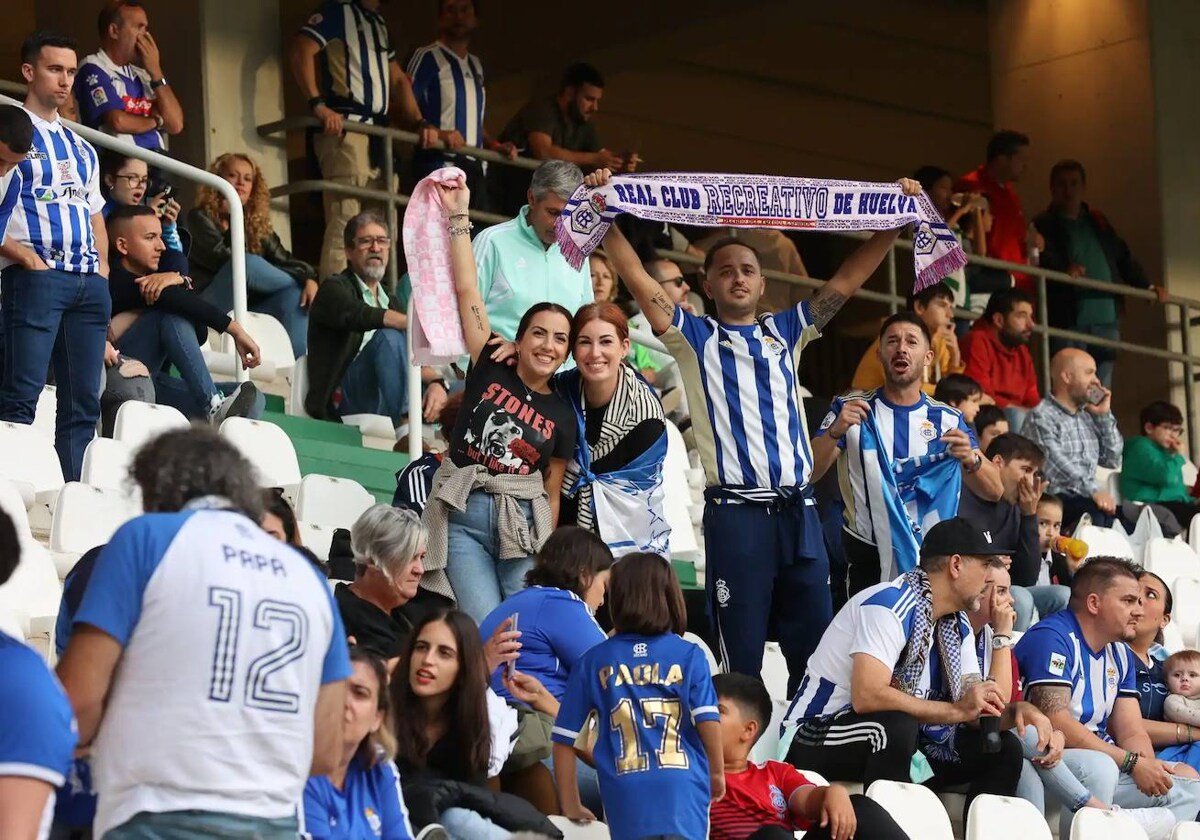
[73,509,351,837]
[552,632,719,840]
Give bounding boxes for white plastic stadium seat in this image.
[112,401,190,452]
[1069,807,1148,840]
[1171,575,1200,649]
[206,311,289,388]
[1163,619,1186,654]
[219,417,302,487]
[288,355,311,417]
[761,641,790,703]
[1144,538,1200,589]
[682,631,719,675]
[1184,460,1199,491]
[0,420,65,502]
[50,482,139,561]
[0,478,62,647]
[547,816,611,839]
[296,521,335,567]
[662,422,700,557]
[1188,514,1200,556]
[81,437,135,494]
[33,385,57,440]
[1173,821,1200,839]
[865,780,953,840]
[966,794,1050,840]
[1074,524,1134,561]
[295,474,375,530]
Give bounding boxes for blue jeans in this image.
[202,254,307,358]
[116,310,218,419]
[154,378,266,422]
[339,329,409,427]
[439,807,509,839]
[1012,584,1071,631]
[445,490,535,622]
[0,267,110,481]
[1013,724,1095,819]
[103,809,298,839]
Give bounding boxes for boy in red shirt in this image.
[710,673,910,840]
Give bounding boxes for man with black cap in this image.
[781,517,1047,823]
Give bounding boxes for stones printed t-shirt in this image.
[449,350,576,475]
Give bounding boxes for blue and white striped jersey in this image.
[300,0,395,122]
[408,43,486,149]
[784,578,978,725]
[73,509,351,837]
[0,108,103,273]
[660,302,819,494]
[1015,609,1138,744]
[819,389,974,546]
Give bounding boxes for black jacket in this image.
[185,208,316,295]
[956,488,1042,588]
[1032,203,1150,328]
[304,268,404,420]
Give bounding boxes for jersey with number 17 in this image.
[73,509,351,837]
[552,632,719,840]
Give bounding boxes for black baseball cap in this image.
[920,517,1014,559]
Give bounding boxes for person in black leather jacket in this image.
[188,152,317,358]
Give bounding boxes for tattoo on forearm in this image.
[961,674,982,690]
[469,304,484,333]
[809,288,848,330]
[651,291,674,319]
[1029,685,1070,715]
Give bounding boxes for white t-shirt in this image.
[784,577,979,728]
[74,509,351,836]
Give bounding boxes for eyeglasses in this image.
[1158,424,1185,435]
[354,236,391,248]
[658,275,686,288]
[114,174,149,187]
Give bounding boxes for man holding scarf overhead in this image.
[782,518,1036,825]
[579,169,927,693]
[811,312,1004,599]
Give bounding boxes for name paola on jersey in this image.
[598,661,686,690]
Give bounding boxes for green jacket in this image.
[1120,435,1191,504]
[305,268,403,420]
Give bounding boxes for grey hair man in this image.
[470,159,594,341]
[336,504,430,662]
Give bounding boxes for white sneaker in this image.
[208,382,259,426]
[1112,804,1176,840]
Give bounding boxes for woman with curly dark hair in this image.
[188,152,317,358]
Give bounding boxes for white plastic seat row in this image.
[0,478,62,649]
[49,482,141,578]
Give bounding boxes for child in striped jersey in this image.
[710,673,908,840]
[552,553,723,840]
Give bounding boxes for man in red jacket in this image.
[962,288,1039,430]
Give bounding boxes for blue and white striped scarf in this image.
[558,366,671,557]
[851,413,963,578]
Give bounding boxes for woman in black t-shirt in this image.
[423,176,577,622]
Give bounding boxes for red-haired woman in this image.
[556,301,669,556]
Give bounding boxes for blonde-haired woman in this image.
[188,152,318,358]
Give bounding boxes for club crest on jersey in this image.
[819,412,835,431]
[1107,665,1118,686]
[1048,653,1067,676]
[770,784,787,816]
[57,160,73,179]
[715,578,731,607]
[633,643,649,658]
[761,335,785,356]
[364,807,381,834]
[918,419,937,441]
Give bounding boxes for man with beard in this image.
[306,212,448,429]
[812,312,1003,596]
[1019,348,1122,529]
[783,517,1032,823]
[1017,558,1200,832]
[962,288,1040,429]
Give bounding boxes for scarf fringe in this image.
[556,221,589,271]
[915,249,970,292]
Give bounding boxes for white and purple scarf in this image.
[555,172,966,291]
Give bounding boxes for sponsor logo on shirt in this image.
[26,150,48,161]
[365,807,381,834]
[633,643,648,658]
[1048,653,1067,676]
[819,412,834,431]
[121,95,153,117]
[715,578,731,607]
[1107,665,1118,687]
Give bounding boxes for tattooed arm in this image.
[437,178,491,363]
[1027,684,1126,764]
[807,178,922,331]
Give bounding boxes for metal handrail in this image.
[1,81,252,382]
[261,113,1200,459]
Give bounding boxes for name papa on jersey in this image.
[221,543,290,576]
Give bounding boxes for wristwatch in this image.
[992,635,1012,650]
[149,77,168,90]
[964,452,983,474]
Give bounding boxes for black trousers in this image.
[844,530,887,599]
[786,709,1022,825]
[746,795,909,840]
[1059,493,1114,530]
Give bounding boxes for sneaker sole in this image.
[213,382,259,425]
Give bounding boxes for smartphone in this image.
[1086,385,1106,405]
[505,613,519,681]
